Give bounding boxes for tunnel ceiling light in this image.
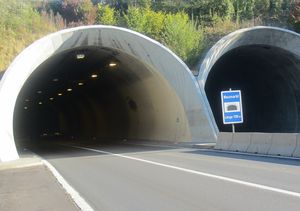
[58,93,63,96]
[38,102,42,105]
[24,106,28,110]
[53,78,59,82]
[67,88,72,92]
[76,53,85,59]
[49,97,54,101]
[25,99,30,102]
[109,62,117,67]
[37,90,42,94]
[78,82,84,86]
[91,74,98,78]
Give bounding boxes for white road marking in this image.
[71,145,300,198]
[42,159,94,211]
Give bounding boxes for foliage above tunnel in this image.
[0,0,299,72]
[0,0,58,71]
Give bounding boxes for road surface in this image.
[31,142,300,211]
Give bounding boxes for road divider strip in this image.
[71,145,300,199]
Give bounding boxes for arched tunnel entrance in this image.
[205,45,300,132]
[199,27,300,134]
[0,25,214,161]
[13,46,188,146]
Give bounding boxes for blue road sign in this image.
[221,90,243,124]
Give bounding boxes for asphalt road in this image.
[32,142,300,211]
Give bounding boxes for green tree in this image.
[124,6,164,40]
[144,9,164,40]
[124,6,147,32]
[253,0,270,21]
[97,4,117,25]
[162,11,204,63]
[233,0,255,23]
[127,0,152,8]
[209,0,235,20]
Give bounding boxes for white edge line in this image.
[42,159,94,211]
[71,145,300,199]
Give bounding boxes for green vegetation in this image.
[0,0,58,71]
[97,4,117,25]
[162,12,203,63]
[1,0,299,71]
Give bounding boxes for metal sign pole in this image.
[229,88,235,134]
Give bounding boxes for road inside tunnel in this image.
[205,45,300,133]
[13,46,187,150]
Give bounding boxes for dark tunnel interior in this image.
[205,45,300,133]
[13,46,186,149]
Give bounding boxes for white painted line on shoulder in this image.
[71,145,300,198]
[42,159,94,211]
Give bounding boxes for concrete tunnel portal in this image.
[0,25,213,161]
[1,26,300,161]
[205,45,300,133]
[199,26,300,135]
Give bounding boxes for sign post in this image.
[221,89,243,133]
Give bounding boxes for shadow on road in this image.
[17,138,177,160]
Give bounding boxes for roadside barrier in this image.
[215,132,233,150]
[229,133,252,152]
[268,133,297,156]
[246,133,273,154]
[292,134,300,157]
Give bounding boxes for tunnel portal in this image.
[198,27,300,135]
[205,45,300,132]
[0,25,213,162]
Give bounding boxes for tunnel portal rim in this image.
[0,25,201,162]
[197,26,300,134]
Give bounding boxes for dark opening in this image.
[13,46,183,149]
[205,45,300,132]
